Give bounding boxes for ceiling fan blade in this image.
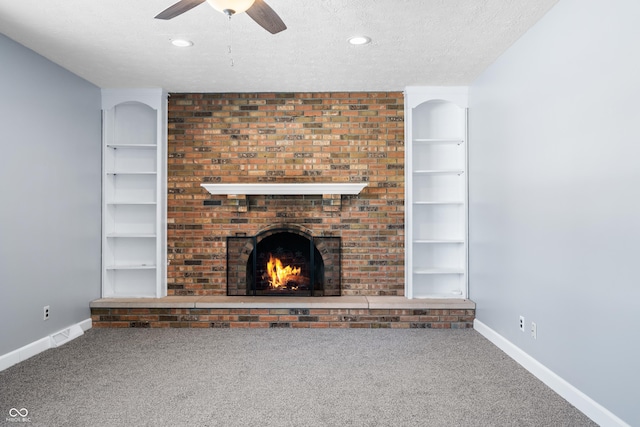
[246,0,287,34]
[155,0,206,20]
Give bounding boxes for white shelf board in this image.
[413,138,464,144]
[106,233,156,238]
[413,201,465,205]
[105,264,157,270]
[411,292,465,298]
[106,172,157,176]
[106,202,157,205]
[201,183,367,196]
[106,144,157,149]
[413,239,465,244]
[414,268,465,275]
[414,170,464,175]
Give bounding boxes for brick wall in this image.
[167,92,404,296]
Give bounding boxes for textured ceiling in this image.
[0,0,558,92]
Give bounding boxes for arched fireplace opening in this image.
[227,226,340,297]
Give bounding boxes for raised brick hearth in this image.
[90,297,475,329]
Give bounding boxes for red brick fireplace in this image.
[167,92,405,296]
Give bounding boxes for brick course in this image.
[168,92,404,296]
[91,308,474,329]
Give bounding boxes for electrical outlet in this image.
[43,305,50,321]
[519,316,525,332]
[531,321,537,339]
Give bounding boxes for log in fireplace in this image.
[227,226,340,296]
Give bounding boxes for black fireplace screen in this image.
[227,229,340,296]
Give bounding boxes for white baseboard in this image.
[0,318,92,372]
[474,319,629,427]
[78,318,93,332]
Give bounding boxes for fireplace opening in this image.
[253,233,318,296]
[227,227,340,296]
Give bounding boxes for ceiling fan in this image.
[155,0,287,34]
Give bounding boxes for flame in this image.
[266,254,301,289]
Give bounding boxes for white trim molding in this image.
[0,318,92,372]
[474,319,630,427]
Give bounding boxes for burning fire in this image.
[266,254,301,289]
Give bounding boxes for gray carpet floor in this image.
[0,328,596,427]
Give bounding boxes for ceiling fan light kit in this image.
[207,0,255,15]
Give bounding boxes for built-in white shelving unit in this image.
[102,89,168,298]
[405,87,468,298]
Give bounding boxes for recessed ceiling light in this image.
[171,39,194,47]
[348,36,371,46]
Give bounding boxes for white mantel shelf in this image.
[201,183,367,196]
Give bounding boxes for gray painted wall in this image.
[0,34,102,355]
[468,0,640,424]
